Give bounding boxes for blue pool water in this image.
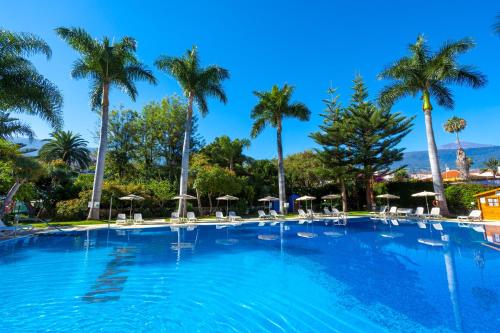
[0,218,499,332]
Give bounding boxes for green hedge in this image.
[444,183,494,215]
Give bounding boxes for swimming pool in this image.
[0,218,499,332]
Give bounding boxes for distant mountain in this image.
[12,137,96,157]
[12,137,45,156]
[394,146,500,172]
[439,141,494,150]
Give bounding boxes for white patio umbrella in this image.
[376,193,400,207]
[321,194,341,209]
[258,196,279,213]
[296,195,316,215]
[119,194,144,219]
[172,194,197,219]
[216,195,239,215]
[412,191,437,215]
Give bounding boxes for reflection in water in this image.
[443,236,463,333]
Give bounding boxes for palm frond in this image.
[55,27,97,55]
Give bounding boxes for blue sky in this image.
[2,0,499,159]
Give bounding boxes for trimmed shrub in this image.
[444,183,494,215]
[55,197,88,220]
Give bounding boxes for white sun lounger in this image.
[186,212,198,222]
[270,210,284,218]
[388,206,398,216]
[307,209,323,218]
[133,213,144,224]
[170,212,180,223]
[426,207,442,220]
[215,211,227,222]
[298,209,308,218]
[412,207,425,218]
[228,211,242,221]
[116,213,129,225]
[457,210,482,222]
[370,206,388,218]
[258,210,272,219]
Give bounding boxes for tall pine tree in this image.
[345,75,414,209]
[310,87,353,211]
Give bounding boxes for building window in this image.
[487,198,499,207]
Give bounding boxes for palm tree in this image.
[444,116,469,179]
[482,158,500,180]
[39,131,91,169]
[378,35,487,215]
[56,27,157,219]
[0,111,35,140]
[155,46,229,216]
[0,28,63,128]
[250,84,310,214]
[444,116,467,149]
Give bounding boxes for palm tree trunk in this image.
[423,109,449,215]
[276,121,287,214]
[0,180,23,220]
[87,83,110,220]
[178,93,194,217]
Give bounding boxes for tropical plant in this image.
[56,27,157,219]
[0,139,44,219]
[155,46,229,216]
[202,135,250,172]
[482,158,500,179]
[444,116,469,179]
[378,35,487,214]
[310,87,353,211]
[250,84,310,213]
[39,131,91,170]
[0,28,63,128]
[345,76,413,209]
[0,111,35,140]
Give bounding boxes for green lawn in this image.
[31,220,108,228]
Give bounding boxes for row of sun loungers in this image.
[372,206,443,219]
[372,206,484,221]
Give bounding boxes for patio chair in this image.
[133,213,144,224]
[170,212,180,223]
[186,212,198,222]
[257,210,272,219]
[228,211,242,221]
[116,213,128,225]
[390,219,400,226]
[215,211,227,222]
[457,210,482,222]
[270,210,284,218]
